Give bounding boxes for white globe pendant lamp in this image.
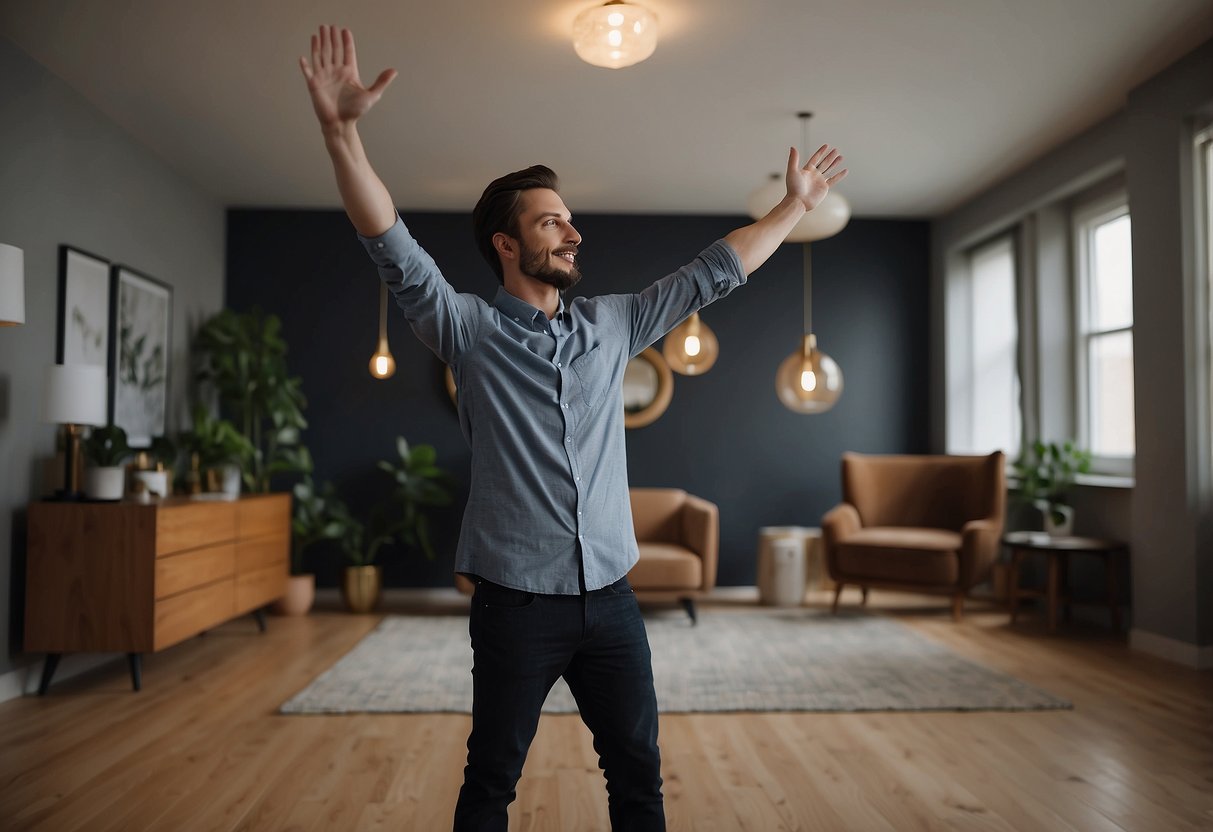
[746,112,851,243]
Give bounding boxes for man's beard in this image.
[519,241,582,292]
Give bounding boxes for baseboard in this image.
[1130,628,1213,669]
[0,653,124,703]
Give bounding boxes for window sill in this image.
[1007,472,1135,490]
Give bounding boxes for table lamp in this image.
[42,364,108,499]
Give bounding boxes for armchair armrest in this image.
[680,495,719,592]
[821,503,861,581]
[960,518,1003,588]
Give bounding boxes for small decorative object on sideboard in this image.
[1010,440,1091,536]
[82,425,131,501]
[178,405,252,499]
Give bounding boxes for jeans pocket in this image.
[605,576,634,595]
[476,581,538,609]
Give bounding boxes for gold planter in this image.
[341,565,382,613]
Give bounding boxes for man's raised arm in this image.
[299,25,398,237]
[724,145,849,276]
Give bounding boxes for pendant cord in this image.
[378,282,389,342]
[803,242,812,336]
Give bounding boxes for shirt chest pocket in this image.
[570,345,611,411]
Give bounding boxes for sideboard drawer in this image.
[237,495,291,540]
[155,544,236,600]
[235,564,286,614]
[237,534,288,573]
[154,579,235,651]
[156,502,237,556]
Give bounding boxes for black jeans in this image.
[452,575,665,831]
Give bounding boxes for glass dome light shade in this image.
[746,177,851,242]
[573,2,658,69]
[662,311,718,375]
[775,333,843,413]
[369,339,396,380]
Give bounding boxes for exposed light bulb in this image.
[801,368,817,392]
[369,344,396,380]
[663,312,718,376]
[775,333,842,413]
[684,335,701,357]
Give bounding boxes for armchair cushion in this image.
[626,543,703,589]
[835,527,964,586]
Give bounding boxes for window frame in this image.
[1071,190,1134,476]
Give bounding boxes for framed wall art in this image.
[57,246,112,368]
[110,265,172,446]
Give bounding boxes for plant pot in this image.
[83,466,126,501]
[1043,504,1074,537]
[271,573,316,616]
[341,565,382,613]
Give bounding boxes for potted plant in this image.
[272,446,335,615]
[193,308,309,493]
[179,405,253,498]
[1011,439,1093,536]
[82,425,131,501]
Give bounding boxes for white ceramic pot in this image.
[131,469,169,499]
[1043,504,1074,537]
[220,464,242,496]
[84,466,126,501]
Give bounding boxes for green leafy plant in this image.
[376,436,456,561]
[148,435,177,470]
[83,425,131,468]
[193,308,308,493]
[1011,439,1092,524]
[291,471,361,574]
[179,404,254,470]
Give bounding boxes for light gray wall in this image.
[0,37,226,677]
[932,38,1213,652]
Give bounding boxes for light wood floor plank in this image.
[1,589,1211,830]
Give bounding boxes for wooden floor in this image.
[2,588,1211,831]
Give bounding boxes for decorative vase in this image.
[341,565,382,613]
[83,466,125,501]
[271,573,316,616]
[1043,503,1074,537]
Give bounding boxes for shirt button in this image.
[575,476,581,481]
[562,402,569,409]
[557,362,562,368]
[514,317,520,321]
[566,437,572,443]
[376,242,384,248]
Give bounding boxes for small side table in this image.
[756,526,829,606]
[1003,531,1127,634]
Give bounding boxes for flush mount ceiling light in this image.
[573,1,658,69]
[747,112,851,243]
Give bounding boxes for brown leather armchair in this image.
[454,488,718,624]
[821,451,1005,621]
[627,488,719,624]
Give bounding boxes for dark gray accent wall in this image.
[226,210,929,588]
[0,37,226,680]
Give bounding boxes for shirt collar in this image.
[493,287,566,329]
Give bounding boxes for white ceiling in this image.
[3,1,1211,217]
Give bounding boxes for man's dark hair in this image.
[472,165,560,285]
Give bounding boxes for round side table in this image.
[1002,531,1127,634]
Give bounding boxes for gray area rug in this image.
[279,609,1070,714]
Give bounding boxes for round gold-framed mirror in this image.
[443,346,673,429]
[623,347,673,428]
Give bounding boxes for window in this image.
[947,233,1021,459]
[1073,194,1134,475]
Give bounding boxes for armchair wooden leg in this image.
[680,598,698,626]
[952,593,964,622]
[831,583,844,614]
[860,587,869,606]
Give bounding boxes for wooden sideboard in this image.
[25,493,291,693]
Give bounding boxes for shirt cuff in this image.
[357,214,416,266]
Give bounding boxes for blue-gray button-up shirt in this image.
[359,216,746,594]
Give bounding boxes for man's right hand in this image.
[299,25,397,130]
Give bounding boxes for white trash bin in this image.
[758,535,807,606]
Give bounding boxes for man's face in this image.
[514,189,582,291]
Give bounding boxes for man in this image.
[299,24,847,831]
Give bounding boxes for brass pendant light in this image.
[775,232,843,414]
[663,311,718,375]
[368,282,396,380]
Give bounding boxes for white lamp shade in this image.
[0,243,25,326]
[573,2,658,69]
[746,179,851,242]
[43,363,108,426]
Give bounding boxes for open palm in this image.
[299,26,396,127]
[786,144,848,212]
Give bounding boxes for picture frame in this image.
[110,265,172,446]
[57,246,112,368]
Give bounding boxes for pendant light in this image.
[746,112,851,243]
[572,1,658,69]
[368,283,396,380]
[775,243,843,413]
[663,311,718,375]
